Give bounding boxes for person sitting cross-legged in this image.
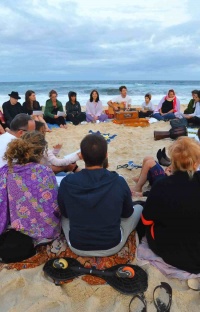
[152,89,180,121]
[58,133,143,256]
[2,91,23,128]
[183,90,200,127]
[66,91,86,125]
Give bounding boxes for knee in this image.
[146,159,156,168]
[143,156,154,163]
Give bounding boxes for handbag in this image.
[0,229,36,263]
[170,118,188,128]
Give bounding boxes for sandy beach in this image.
[0,105,200,311]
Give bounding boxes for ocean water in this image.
[0,80,199,107]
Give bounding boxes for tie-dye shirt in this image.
[0,163,61,245]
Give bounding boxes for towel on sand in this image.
[88,130,117,143]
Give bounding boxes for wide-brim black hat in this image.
[8,91,21,99]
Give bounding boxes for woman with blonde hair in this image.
[142,137,200,273]
[0,131,61,245]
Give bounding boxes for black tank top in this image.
[161,100,173,113]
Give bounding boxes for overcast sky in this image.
[0,0,199,81]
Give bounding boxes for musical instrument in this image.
[154,126,188,140]
[112,111,149,127]
[108,102,126,114]
[43,257,148,295]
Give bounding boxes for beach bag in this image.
[0,230,36,263]
[170,118,188,128]
[169,126,188,140]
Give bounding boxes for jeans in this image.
[152,112,176,121]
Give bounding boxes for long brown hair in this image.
[25,90,38,110]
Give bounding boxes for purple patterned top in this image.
[0,163,61,244]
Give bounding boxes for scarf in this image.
[164,95,177,112]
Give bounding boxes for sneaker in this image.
[81,121,87,125]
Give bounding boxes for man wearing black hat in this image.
[2,91,23,127]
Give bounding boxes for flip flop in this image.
[129,292,147,312]
[127,161,142,170]
[153,282,172,312]
[117,164,128,169]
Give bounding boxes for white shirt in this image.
[42,150,80,167]
[112,95,132,108]
[141,101,154,111]
[189,102,200,118]
[0,132,15,168]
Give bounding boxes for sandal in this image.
[129,292,147,312]
[153,282,172,312]
[117,164,128,169]
[117,161,142,170]
[127,161,142,170]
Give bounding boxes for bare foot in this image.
[45,128,52,132]
[132,190,143,197]
[130,186,143,193]
[60,124,67,129]
[133,176,139,183]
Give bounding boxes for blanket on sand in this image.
[0,231,136,285]
[137,237,200,280]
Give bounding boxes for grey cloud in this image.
[0,0,199,80]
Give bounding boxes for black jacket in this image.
[58,169,133,250]
[142,171,200,273]
[2,100,23,127]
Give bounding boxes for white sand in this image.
[0,105,199,311]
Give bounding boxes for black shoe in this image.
[156,149,162,161]
[157,148,171,166]
[158,157,171,167]
[161,147,171,162]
